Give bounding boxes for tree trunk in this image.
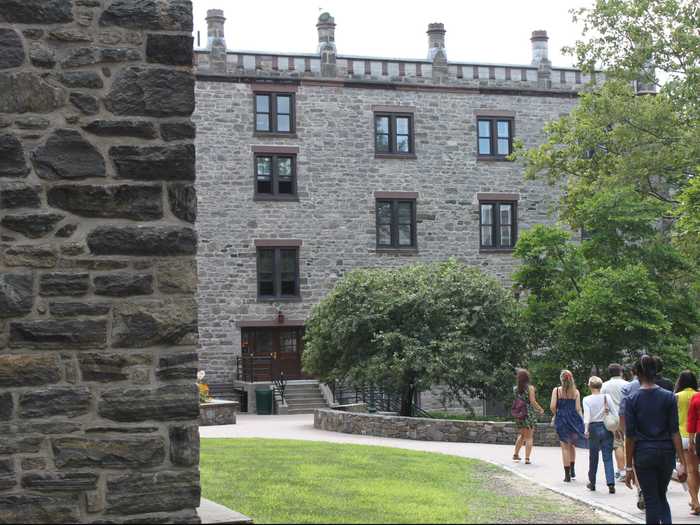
[400,383,416,417]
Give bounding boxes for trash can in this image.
[255,389,273,415]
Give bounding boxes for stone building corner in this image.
[0,0,200,523]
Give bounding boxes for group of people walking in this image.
[513,356,700,524]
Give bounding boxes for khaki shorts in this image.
[613,431,624,450]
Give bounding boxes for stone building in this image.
[194,10,598,410]
[0,0,200,522]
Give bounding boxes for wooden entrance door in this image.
[241,327,305,381]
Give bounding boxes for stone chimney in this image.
[317,12,337,77]
[427,22,446,61]
[636,60,657,94]
[427,23,448,82]
[531,30,551,88]
[206,9,227,74]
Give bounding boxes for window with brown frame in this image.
[374,113,414,156]
[376,199,417,249]
[255,154,296,198]
[257,247,300,299]
[479,201,517,250]
[477,117,514,159]
[255,93,295,134]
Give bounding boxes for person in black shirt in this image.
[654,356,675,392]
[625,355,687,524]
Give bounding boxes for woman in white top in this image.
[583,376,618,493]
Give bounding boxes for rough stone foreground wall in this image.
[0,1,200,523]
[314,409,560,447]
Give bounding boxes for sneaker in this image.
[587,482,596,491]
[615,470,621,480]
[618,471,626,482]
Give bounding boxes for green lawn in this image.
[201,439,609,524]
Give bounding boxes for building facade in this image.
[193,11,595,397]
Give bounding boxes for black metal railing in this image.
[272,371,287,404]
[331,381,433,418]
[235,355,274,383]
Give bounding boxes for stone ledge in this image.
[198,498,253,524]
[200,400,238,427]
[314,408,560,447]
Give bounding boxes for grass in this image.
[201,439,610,524]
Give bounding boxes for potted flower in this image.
[197,370,210,404]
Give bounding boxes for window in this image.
[479,201,517,250]
[255,93,294,134]
[477,117,513,158]
[256,245,300,299]
[375,113,414,156]
[376,198,417,249]
[255,154,296,198]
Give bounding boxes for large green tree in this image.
[302,260,524,416]
[521,0,699,255]
[513,0,700,382]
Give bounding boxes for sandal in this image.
[512,455,521,462]
[525,458,531,465]
[691,505,700,516]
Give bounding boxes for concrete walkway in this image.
[201,414,700,524]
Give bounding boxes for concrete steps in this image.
[281,381,327,414]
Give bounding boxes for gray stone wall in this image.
[314,408,560,447]
[0,1,200,522]
[195,78,577,384]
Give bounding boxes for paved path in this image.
[201,414,700,524]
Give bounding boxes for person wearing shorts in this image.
[602,363,629,480]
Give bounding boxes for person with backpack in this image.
[512,369,545,465]
[583,376,618,493]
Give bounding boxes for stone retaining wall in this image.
[314,409,560,447]
[0,1,200,522]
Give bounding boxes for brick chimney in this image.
[206,9,227,74]
[531,30,551,88]
[317,12,337,77]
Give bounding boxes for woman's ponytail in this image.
[560,369,576,395]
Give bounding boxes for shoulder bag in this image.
[603,394,620,432]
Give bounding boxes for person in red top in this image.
[687,390,700,455]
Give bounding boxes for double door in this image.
[241,327,305,381]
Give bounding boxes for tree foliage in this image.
[515,226,699,383]
[512,0,700,383]
[302,260,524,416]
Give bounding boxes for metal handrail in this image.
[236,355,274,383]
[332,382,433,418]
[272,371,287,404]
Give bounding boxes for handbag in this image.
[603,395,620,432]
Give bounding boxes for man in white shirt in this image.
[602,363,630,480]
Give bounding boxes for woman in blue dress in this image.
[550,369,585,482]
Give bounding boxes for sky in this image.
[192,0,594,68]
